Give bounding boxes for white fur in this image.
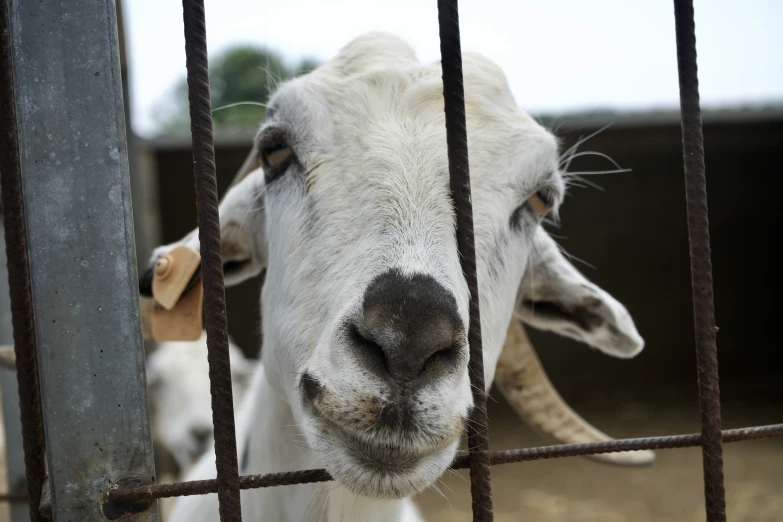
[147,32,644,522]
[517,230,644,357]
[146,332,256,475]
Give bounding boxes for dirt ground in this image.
[1,395,780,521]
[415,397,783,522]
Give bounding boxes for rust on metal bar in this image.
[436,1,494,520]
[0,492,29,504]
[105,424,783,505]
[0,0,48,519]
[673,1,727,520]
[452,423,783,468]
[181,1,242,520]
[108,470,333,503]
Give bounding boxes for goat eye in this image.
[262,142,293,168]
[260,140,295,181]
[527,189,553,218]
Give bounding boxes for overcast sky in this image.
[122,0,783,138]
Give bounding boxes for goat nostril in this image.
[424,345,461,374]
[347,324,389,372]
[348,324,381,351]
[347,321,459,383]
[351,270,464,383]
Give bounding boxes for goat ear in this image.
[517,229,644,358]
[216,168,267,286]
[139,165,267,296]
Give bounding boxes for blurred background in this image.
[4,1,781,521]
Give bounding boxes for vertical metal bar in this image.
[0,1,48,519]
[673,1,727,521]
[0,219,29,522]
[437,1,494,521]
[4,0,159,519]
[118,0,148,269]
[116,0,159,274]
[117,0,159,360]
[181,1,243,520]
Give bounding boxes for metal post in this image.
[117,0,160,271]
[5,0,159,519]
[437,1,493,521]
[0,217,27,521]
[117,0,160,360]
[1,0,48,517]
[181,2,243,519]
[673,1,726,520]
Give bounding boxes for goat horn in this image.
[494,319,655,467]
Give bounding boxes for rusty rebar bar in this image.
[437,1,493,521]
[182,1,242,520]
[105,424,783,505]
[0,0,48,519]
[673,1,726,520]
[0,492,28,504]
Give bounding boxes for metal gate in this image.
[1,0,781,521]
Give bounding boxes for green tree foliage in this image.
[156,46,320,135]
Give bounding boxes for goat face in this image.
[146,333,255,473]
[141,32,644,499]
[259,37,562,498]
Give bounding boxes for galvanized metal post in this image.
[117,0,159,271]
[6,0,159,520]
[0,216,27,521]
[117,0,160,361]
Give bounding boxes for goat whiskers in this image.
[212,101,268,113]
[564,150,625,171]
[558,122,613,164]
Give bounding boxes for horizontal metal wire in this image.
[102,423,783,505]
[0,492,28,503]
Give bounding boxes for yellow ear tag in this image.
[151,282,203,342]
[150,245,203,342]
[151,245,201,311]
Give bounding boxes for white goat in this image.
[140,32,648,522]
[146,332,257,476]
